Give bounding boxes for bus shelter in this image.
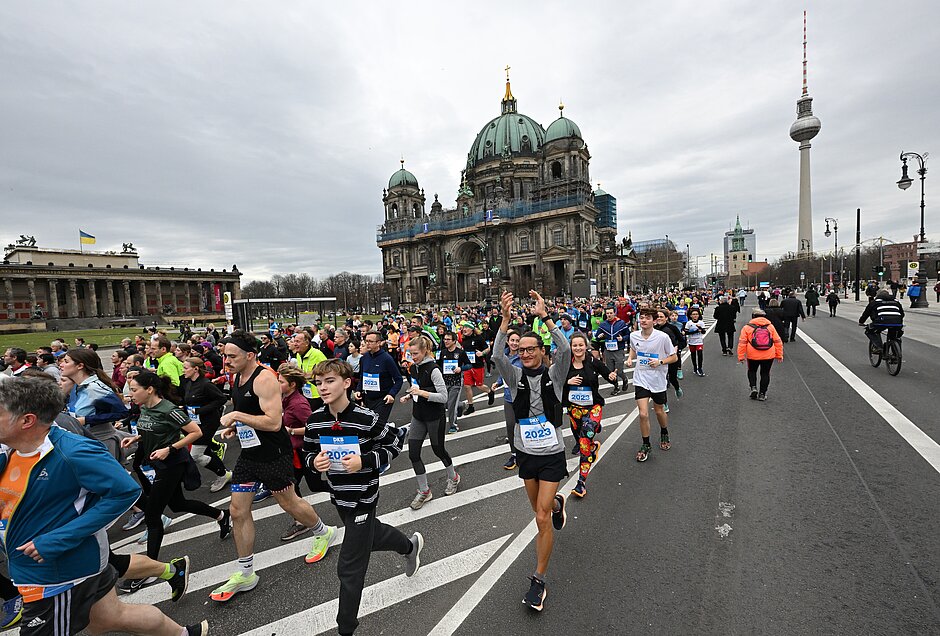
[231,297,338,332]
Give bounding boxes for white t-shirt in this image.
[684,320,706,346]
[630,329,676,393]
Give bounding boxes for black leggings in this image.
[195,418,227,476]
[747,359,774,394]
[807,303,817,316]
[690,348,704,372]
[138,461,221,561]
[408,416,452,474]
[667,362,680,391]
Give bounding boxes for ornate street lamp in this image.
[897,151,929,308]
[824,217,838,292]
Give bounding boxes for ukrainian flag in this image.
[79,230,96,245]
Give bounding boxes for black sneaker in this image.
[523,576,546,611]
[456,402,464,417]
[167,556,190,602]
[610,386,621,396]
[118,577,159,594]
[749,387,758,400]
[502,454,517,470]
[551,493,566,530]
[464,404,475,415]
[218,509,232,540]
[757,393,767,401]
[487,389,495,405]
[185,620,209,636]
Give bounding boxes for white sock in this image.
[310,519,327,536]
[238,555,253,577]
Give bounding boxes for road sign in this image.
[223,291,234,321]
[908,261,919,278]
[800,272,805,280]
[917,241,940,253]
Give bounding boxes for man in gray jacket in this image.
[492,289,571,613]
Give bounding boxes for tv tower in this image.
[790,11,821,256]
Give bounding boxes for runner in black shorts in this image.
[210,330,337,603]
[627,309,678,463]
[491,290,571,612]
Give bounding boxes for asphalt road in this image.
[28,308,940,636]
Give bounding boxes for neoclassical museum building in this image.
[376,71,637,306]
[1,237,240,331]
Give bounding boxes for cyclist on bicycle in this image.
[859,289,905,351]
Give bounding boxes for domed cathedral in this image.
[377,69,636,306]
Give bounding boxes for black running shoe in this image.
[218,509,232,540]
[456,402,464,417]
[167,556,190,602]
[551,493,566,530]
[523,576,546,611]
[464,404,475,415]
[185,620,208,636]
[757,393,767,401]
[118,577,159,594]
[487,389,495,405]
[749,387,758,400]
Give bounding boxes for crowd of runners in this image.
[0,282,861,634]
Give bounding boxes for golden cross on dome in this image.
[505,65,510,80]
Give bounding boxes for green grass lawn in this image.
[0,327,173,352]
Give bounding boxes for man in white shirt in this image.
[626,308,678,463]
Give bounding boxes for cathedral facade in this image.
[376,73,635,306]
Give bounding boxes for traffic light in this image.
[873,265,885,277]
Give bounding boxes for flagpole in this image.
[79,230,83,254]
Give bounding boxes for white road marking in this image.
[715,523,732,538]
[718,502,735,517]
[799,330,940,473]
[240,535,512,636]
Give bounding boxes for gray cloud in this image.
[2,1,938,283]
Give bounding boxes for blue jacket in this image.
[594,319,630,351]
[359,349,403,399]
[68,376,128,426]
[0,426,140,587]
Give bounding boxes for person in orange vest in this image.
[737,309,784,402]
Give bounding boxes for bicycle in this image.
[864,324,903,376]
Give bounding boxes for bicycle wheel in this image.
[885,339,902,376]
[868,341,882,368]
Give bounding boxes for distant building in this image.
[723,218,756,271]
[1,239,240,329]
[884,239,940,281]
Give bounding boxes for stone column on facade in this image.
[86,280,98,317]
[104,281,115,317]
[168,281,177,313]
[183,282,192,314]
[67,279,79,318]
[48,279,60,318]
[3,279,13,320]
[137,281,148,315]
[155,281,163,314]
[232,279,241,300]
[122,281,132,316]
[26,280,36,317]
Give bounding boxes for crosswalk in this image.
[14,320,717,635]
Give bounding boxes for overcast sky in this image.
[2,1,938,283]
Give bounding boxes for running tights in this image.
[690,348,704,373]
[408,416,452,475]
[746,359,774,394]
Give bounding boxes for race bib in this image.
[302,383,313,399]
[519,414,558,451]
[362,373,380,392]
[605,340,618,351]
[578,320,587,328]
[467,351,477,364]
[236,422,261,448]
[636,351,657,367]
[140,464,156,484]
[129,420,139,435]
[185,406,200,425]
[443,359,458,374]
[319,435,361,473]
[569,387,593,406]
[411,379,420,402]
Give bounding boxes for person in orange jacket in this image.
[737,309,784,401]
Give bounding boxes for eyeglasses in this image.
[518,346,541,355]
[364,339,379,344]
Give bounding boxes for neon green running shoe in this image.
[305,525,337,564]
[209,571,259,602]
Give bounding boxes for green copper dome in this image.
[468,113,545,166]
[388,166,419,190]
[544,115,582,143]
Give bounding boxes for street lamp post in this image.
[664,234,670,291]
[897,151,929,308]
[824,217,838,292]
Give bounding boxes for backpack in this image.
[748,322,773,350]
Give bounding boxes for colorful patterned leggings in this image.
[568,404,603,481]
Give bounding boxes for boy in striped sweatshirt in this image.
[304,358,423,636]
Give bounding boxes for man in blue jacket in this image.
[355,330,403,426]
[593,307,630,395]
[0,376,208,636]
